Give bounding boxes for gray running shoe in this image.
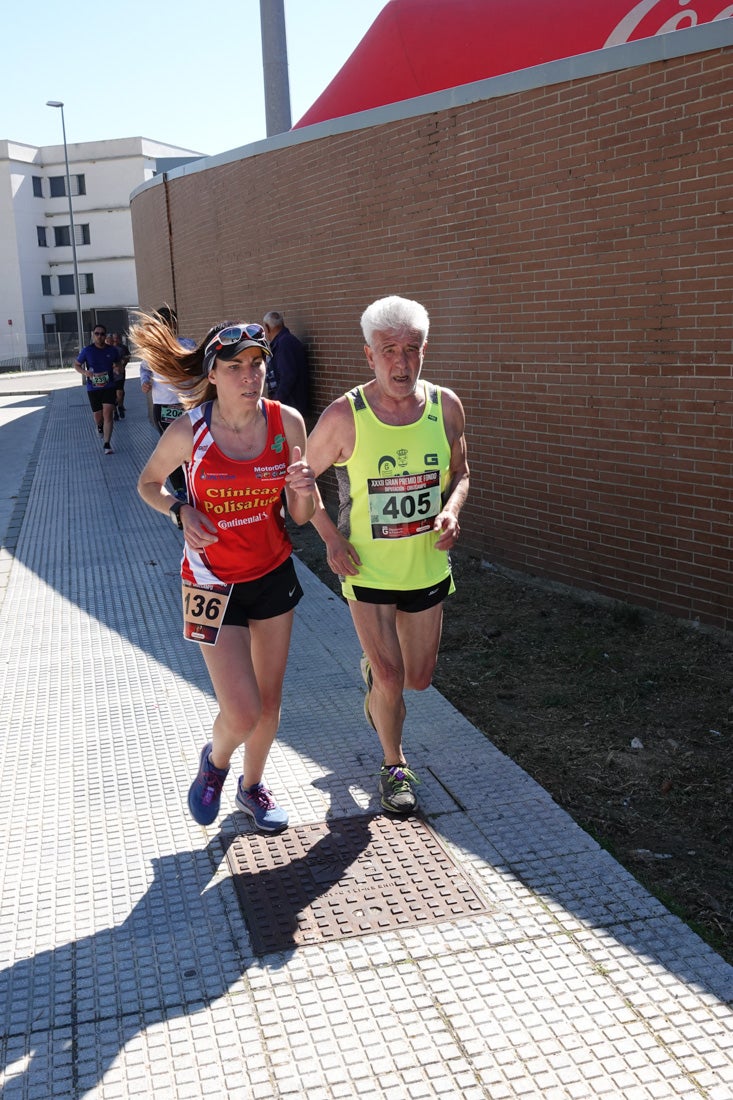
[379,763,419,815]
[235,779,288,832]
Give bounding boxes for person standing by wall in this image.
[306,296,469,815]
[262,311,309,416]
[74,324,121,455]
[134,315,317,831]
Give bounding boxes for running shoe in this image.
[235,778,289,832]
[103,443,114,455]
[118,408,125,419]
[379,763,419,815]
[188,743,229,825]
[173,489,188,503]
[360,653,376,730]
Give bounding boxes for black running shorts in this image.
[222,557,303,627]
[350,574,452,613]
[87,388,117,412]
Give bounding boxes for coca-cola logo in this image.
[605,0,733,46]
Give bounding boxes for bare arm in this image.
[281,405,316,525]
[137,415,192,512]
[433,387,470,550]
[137,415,218,553]
[74,353,92,381]
[306,399,362,575]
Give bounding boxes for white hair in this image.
[360,295,429,347]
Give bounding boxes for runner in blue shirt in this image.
[75,324,122,454]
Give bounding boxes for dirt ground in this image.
[288,517,733,965]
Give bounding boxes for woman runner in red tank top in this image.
[134,313,316,832]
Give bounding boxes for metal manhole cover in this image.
[226,814,491,955]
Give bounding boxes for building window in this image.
[48,173,86,198]
[47,272,95,296]
[37,226,48,247]
[53,224,90,247]
[32,176,44,197]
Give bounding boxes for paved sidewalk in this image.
[0,372,731,1100]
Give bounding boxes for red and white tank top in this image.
[181,400,291,585]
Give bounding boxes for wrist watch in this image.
[169,500,186,529]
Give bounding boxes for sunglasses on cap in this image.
[204,324,269,358]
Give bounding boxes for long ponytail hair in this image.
[130,310,236,408]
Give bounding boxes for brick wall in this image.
[131,44,733,629]
[132,179,175,312]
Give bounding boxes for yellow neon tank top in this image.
[335,381,454,598]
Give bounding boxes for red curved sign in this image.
[294,0,732,128]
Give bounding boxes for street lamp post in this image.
[46,100,85,357]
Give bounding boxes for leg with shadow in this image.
[191,613,293,831]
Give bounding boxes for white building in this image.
[0,136,202,368]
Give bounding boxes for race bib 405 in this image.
[367,471,440,539]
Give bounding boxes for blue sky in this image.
[0,1,387,156]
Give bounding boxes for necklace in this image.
[215,406,256,435]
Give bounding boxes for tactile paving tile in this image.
[226,814,493,955]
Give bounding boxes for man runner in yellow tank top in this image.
[307,296,470,814]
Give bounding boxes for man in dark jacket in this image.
[262,311,309,416]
